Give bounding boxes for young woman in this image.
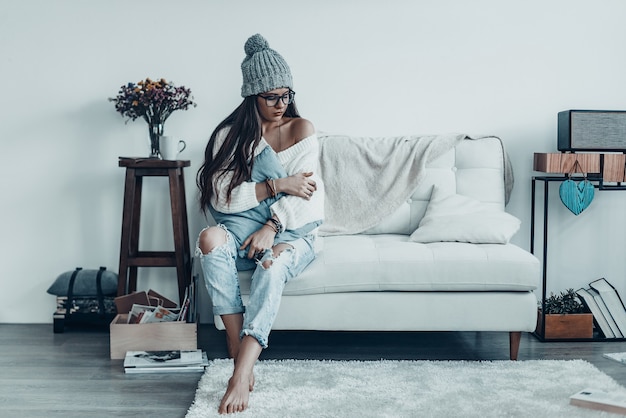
[196,34,324,415]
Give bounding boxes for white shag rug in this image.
[186,359,626,418]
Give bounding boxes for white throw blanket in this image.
[317,133,511,236]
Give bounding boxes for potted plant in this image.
[536,288,593,339]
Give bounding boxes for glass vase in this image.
[148,122,164,159]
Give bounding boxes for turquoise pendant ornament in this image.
[559,179,594,215]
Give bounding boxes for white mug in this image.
[160,136,187,160]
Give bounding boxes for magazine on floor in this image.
[602,352,626,364]
[124,349,206,369]
[124,364,207,374]
[570,388,626,414]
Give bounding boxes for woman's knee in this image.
[198,226,228,254]
[260,243,293,269]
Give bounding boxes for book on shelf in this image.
[589,278,626,336]
[575,288,614,338]
[124,350,208,374]
[570,388,626,414]
[588,288,623,338]
[602,352,626,364]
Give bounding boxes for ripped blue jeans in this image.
[196,224,316,348]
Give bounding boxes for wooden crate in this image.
[536,312,593,339]
[109,314,197,359]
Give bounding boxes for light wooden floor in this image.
[1,323,625,418]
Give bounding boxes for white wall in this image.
[2,0,626,323]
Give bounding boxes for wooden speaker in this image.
[558,110,626,152]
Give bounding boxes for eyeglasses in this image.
[257,90,295,107]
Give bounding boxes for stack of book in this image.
[123,349,209,374]
[576,278,626,339]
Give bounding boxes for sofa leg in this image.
[509,331,521,360]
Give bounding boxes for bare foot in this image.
[230,353,254,392]
[219,373,252,414]
[230,359,254,392]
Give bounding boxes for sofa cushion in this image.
[364,137,508,235]
[235,234,539,296]
[409,186,521,244]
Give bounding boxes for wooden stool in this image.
[117,157,192,304]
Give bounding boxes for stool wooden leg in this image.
[169,168,191,304]
[127,174,143,294]
[118,168,143,296]
[118,168,135,296]
[178,170,192,278]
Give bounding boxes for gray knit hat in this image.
[241,34,293,97]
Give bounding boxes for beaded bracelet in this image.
[267,217,284,234]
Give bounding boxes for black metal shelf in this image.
[531,175,626,342]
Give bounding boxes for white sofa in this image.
[213,134,540,360]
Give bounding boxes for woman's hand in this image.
[276,172,317,200]
[241,224,276,259]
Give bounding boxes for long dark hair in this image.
[196,96,300,214]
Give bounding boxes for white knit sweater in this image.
[210,128,324,231]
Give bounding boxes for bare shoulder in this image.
[289,118,315,143]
